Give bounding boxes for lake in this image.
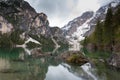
[0,48,120,80]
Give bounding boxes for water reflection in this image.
[81,63,98,80]
[0,58,10,72]
[0,48,120,80]
[45,64,83,80]
[0,48,60,80]
[45,63,100,80]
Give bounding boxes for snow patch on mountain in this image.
[51,36,60,48]
[72,13,96,41]
[25,37,40,44]
[16,37,40,48]
[68,39,81,51]
[63,0,120,42]
[16,37,41,55]
[63,25,71,31]
[111,2,118,7]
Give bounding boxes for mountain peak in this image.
[63,1,120,41]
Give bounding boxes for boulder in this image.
[60,51,88,65]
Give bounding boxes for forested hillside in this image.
[83,5,120,52]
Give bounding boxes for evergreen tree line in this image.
[0,30,25,48]
[84,5,120,51]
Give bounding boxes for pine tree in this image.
[114,6,120,27]
[94,20,103,44]
[114,6,120,43]
[103,7,113,45]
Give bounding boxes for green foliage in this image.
[67,54,80,63]
[28,33,55,49]
[24,32,68,52]
[58,41,69,48]
[0,33,12,47]
[10,30,25,45]
[26,41,41,49]
[82,48,111,59]
[103,8,114,44]
[40,36,54,46]
[28,33,69,52]
[53,36,69,48]
[66,53,88,65]
[114,6,120,26]
[84,37,89,45]
[41,46,54,52]
[0,48,24,60]
[94,20,103,44]
[0,30,25,48]
[4,15,20,27]
[83,32,96,45]
[115,25,120,42]
[84,6,120,52]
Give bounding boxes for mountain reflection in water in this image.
[0,48,120,80]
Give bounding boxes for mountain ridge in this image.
[62,0,120,41]
[0,0,68,48]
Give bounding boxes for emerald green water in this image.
[0,48,120,80]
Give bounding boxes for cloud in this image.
[98,0,120,6]
[24,0,115,27]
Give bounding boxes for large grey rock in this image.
[59,51,88,65]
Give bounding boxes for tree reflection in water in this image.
[0,48,120,80]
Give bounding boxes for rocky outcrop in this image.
[0,0,68,48]
[29,13,51,37]
[50,27,68,44]
[0,16,13,34]
[59,51,88,65]
[0,0,51,36]
[50,27,64,39]
[62,11,94,37]
[0,0,36,30]
[62,1,120,40]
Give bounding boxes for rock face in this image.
[0,0,50,35]
[108,53,120,68]
[50,27,67,44]
[0,0,35,29]
[29,13,51,37]
[62,11,94,37]
[0,0,67,47]
[62,1,120,40]
[0,16,13,34]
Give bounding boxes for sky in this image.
[25,0,116,28]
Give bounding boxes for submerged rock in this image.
[108,53,120,68]
[60,51,88,66]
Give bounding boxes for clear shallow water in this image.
[0,48,120,80]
